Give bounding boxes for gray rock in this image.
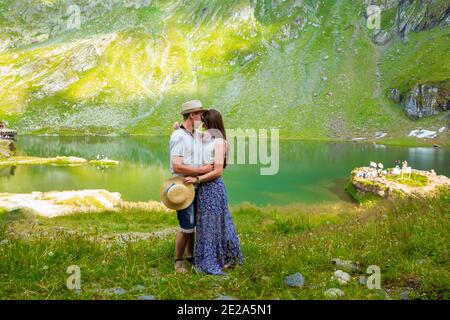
[105,287,127,295]
[132,284,146,292]
[138,295,155,300]
[324,288,345,299]
[284,272,305,287]
[400,288,411,300]
[416,259,426,265]
[358,275,367,286]
[389,88,401,103]
[331,258,361,273]
[332,270,351,285]
[216,294,238,300]
[403,84,449,119]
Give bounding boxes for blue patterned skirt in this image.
[195,177,243,275]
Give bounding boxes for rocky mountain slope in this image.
[0,0,448,140]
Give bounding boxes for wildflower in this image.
[48,251,54,257]
[42,265,48,270]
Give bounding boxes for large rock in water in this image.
[346,167,450,202]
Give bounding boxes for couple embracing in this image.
[161,100,243,275]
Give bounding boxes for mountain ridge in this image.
[0,0,448,141]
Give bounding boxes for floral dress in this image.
[194,137,243,275]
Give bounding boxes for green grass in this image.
[0,156,87,167]
[345,181,382,204]
[0,188,449,300]
[385,172,429,187]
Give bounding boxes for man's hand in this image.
[173,121,180,130]
[184,176,197,185]
[200,164,213,174]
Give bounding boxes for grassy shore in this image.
[0,188,449,300]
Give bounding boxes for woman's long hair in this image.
[202,109,227,169]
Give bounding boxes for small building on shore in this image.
[0,122,17,140]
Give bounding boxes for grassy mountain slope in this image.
[0,0,448,140]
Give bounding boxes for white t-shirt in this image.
[202,136,228,166]
[169,126,202,176]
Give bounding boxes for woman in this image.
[184,109,243,275]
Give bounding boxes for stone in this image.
[106,287,127,295]
[284,272,305,287]
[389,88,401,103]
[348,165,450,202]
[358,275,367,286]
[374,132,388,139]
[400,288,411,300]
[403,84,449,119]
[331,258,361,273]
[0,189,122,217]
[132,284,146,292]
[408,129,437,139]
[215,294,238,300]
[324,288,345,299]
[332,270,351,285]
[138,295,155,300]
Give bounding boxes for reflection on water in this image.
[1,136,449,206]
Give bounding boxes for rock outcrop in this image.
[347,166,450,202]
[369,0,450,45]
[390,83,449,119]
[0,189,167,217]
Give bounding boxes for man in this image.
[170,99,213,273]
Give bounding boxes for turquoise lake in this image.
[1,136,449,206]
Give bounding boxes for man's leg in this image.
[174,202,195,273]
[175,231,189,260]
[186,190,198,264]
[186,232,195,258]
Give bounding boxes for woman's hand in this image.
[184,176,197,185]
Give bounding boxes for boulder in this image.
[331,258,361,273]
[346,166,450,202]
[324,288,345,299]
[332,270,351,285]
[284,272,305,288]
[403,84,449,119]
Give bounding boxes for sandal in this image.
[186,256,195,265]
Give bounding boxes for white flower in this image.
[42,265,48,270]
[48,251,54,257]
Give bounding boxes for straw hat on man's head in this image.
[180,100,206,115]
[160,176,195,210]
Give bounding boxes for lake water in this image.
[1,136,449,206]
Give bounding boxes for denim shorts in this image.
[176,188,198,233]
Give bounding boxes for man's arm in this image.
[172,156,213,176]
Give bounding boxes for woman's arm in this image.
[184,139,226,184]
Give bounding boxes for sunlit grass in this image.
[0,188,449,299]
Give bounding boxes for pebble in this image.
[332,270,351,285]
[324,288,345,298]
[216,294,238,300]
[284,273,305,287]
[138,295,155,300]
